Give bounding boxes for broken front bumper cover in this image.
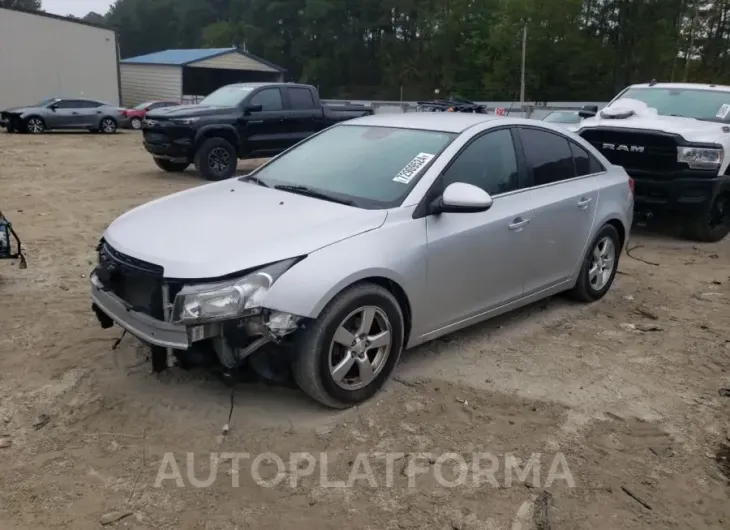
[90,272,190,350]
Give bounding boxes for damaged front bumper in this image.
[90,271,302,368]
[0,210,27,268]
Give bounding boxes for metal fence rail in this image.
[321,100,609,119]
[180,93,609,119]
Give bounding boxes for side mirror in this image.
[244,104,262,115]
[49,104,58,111]
[578,104,598,118]
[431,182,493,214]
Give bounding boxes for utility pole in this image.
[520,24,527,112]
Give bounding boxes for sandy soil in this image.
[0,131,729,530]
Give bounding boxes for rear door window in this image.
[518,128,576,186]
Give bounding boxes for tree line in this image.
[7,0,730,101]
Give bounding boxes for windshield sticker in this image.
[716,104,730,119]
[393,153,436,184]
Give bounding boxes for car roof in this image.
[344,112,502,133]
[627,82,730,92]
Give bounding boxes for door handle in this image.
[508,217,530,231]
[249,120,264,124]
[577,197,592,209]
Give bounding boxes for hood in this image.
[1,106,35,114]
[103,180,388,279]
[147,104,235,119]
[578,98,728,144]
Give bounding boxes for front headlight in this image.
[677,146,723,169]
[171,258,299,325]
[171,117,200,125]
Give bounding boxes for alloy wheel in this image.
[101,119,116,133]
[27,118,43,133]
[588,236,616,291]
[208,147,231,174]
[131,118,142,130]
[328,306,393,391]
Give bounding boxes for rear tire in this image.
[569,224,621,303]
[194,137,238,181]
[130,118,142,130]
[684,194,730,242]
[292,283,405,409]
[99,117,117,134]
[153,158,189,172]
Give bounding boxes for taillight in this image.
[628,177,635,195]
[121,110,129,116]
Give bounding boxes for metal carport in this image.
[119,47,286,107]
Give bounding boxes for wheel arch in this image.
[194,125,239,152]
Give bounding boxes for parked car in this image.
[576,82,730,242]
[141,82,374,180]
[91,113,633,408]
[542,110,583,125]
[1,98,127,134]
[122,100,180,130]
[0,210,26,268]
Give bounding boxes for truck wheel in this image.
[569,224,621,303]
[685,194,730,242]
[194,137,238,181]
[292,282,405,409]
[154,158,189,172]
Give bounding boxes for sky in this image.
[42,0,114,17]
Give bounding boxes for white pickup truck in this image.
[575,82,730,242]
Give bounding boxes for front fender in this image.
[261,209,428,334]
[194,124,240,148]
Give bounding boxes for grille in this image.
[143,132,169,144]
[579,128,681,174]
[97,242,164,319]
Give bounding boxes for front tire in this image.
[153,158,189,172]
[194,137,238,181]
[130,117,142,130]
[684,194,730,243]
[569,224,621,302]
[292,283,405,409]
[25,116,45,134]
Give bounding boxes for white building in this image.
[119,47,287,107]
[0,7,120,109]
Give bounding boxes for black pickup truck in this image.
[142,82,374,180]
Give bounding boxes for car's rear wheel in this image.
[153,158,189,172]
[685,193,730,243]
[25,116,45,134]
[99,117,117,134]
[130,117,142,130]
[569,224,621,302]
[194,137,238,181]
[292,283,405,409]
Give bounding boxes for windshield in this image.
[543,111,581,123]
[243,124,457,208]
[133,101,154,109]
[34,98,57,107]
[613,87,730,122]
[199,85,255,107]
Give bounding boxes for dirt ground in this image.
[0,131,729,530]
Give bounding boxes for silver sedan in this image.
[1,97,127,133]
[90,113,634,408]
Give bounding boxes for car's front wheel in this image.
[569,223,621,302]
[293,283,405,409]
[154,158,189,172]
[685,193,730,243]
[130,117,142,130]
[194,137,238,181]
[25,116,45,134]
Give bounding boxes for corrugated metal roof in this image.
[120,48,287,72]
